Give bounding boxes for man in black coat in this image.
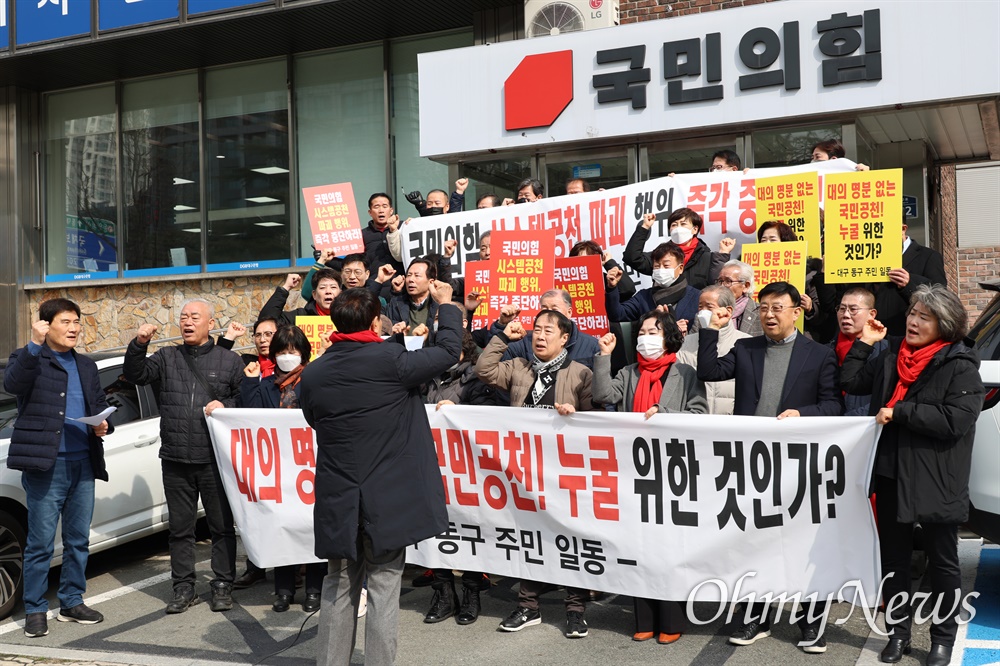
[302,282,462,666]
[697,281,843,653]
[5,299,113,638]
[124,299,245,615]
[872,223,948,336]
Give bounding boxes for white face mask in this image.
[652,267,677,287]
[669,226,694,244]
[275,353,302,372]
[636,334,665,360]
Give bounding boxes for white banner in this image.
[400,160,855,291]
[207,407,881,605]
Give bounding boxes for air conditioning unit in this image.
[524,0,620,38]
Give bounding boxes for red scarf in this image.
[834,332,856,366]
[678,237,699,267]
[632,352,676,413]
[314,302,329,317]
[259,357,276,378]
[328,329,383,345]
[886,339,951,407]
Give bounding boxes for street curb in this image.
[0,645,253,666]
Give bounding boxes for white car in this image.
[0,354,168,620]
[966,279,1000,543]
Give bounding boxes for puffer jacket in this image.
[424,361,497,406]
[4,344,113,479]
[675,323,751,415]
[476,335,594,410]
[124,338,244,464]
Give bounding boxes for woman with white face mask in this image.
[623,207,717,289]
[241,325,328,615]
[591,310,706,645]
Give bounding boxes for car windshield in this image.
[969,289,1000,362]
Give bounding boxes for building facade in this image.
[0,0,997,356]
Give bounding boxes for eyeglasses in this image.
[708,164,732,172]
[758,304,794,314]
[253,331,275,339]
[342,269,366,277]
[716,277,747,287]
[836,305,871,315]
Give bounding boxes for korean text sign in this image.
[755,172,821,258]
[207,408,881,604]
[740,241,808,331]
[489,229,556,330]
[464,260,491,332]
[295,316,336,359]
[302,182,364,256]
[554,255,608,338]
[824,169,903,284]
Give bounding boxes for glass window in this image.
[643,139,743,179]
[545,148,631,195]
[752,125,842,169]
[45,87,118,281]
[100,368,143,425]
[295,45,386,263]
[459,156,533,208]
[204,60,291,271]
[122,74,201,276]
[389,31,472,218]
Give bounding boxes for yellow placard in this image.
[755,172,821,258]
[295,315,337,359]
[823,169,903,284]
[740,241,808,332]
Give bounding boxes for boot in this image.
[456,585,481,625]
[423,580,458,623]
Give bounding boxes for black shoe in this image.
[272,594,293,613]
[456,586,481,625]
[412,569,435,588]
[926,644,952,666]
[879,637,912,663]
[564,610,589,638]
[165,586,202,614]
[57,603,104,625]
[729,617,772,645]
[799,626,827,654]
[233,567,266,589]
[210,582,233,612]
[424,584,459,623]
[302,593,321,613]
[24,612,48,637]
[499,606,541,632]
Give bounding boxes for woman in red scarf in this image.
[592,310,707,645]
[840,285,984,666]
[241,325,328,615]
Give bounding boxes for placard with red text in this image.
[555,255,609,338]
[489,229,556,330]
[302,182,364,256]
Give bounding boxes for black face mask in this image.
[424,206,445,216]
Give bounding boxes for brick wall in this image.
[620,0,782,23]
[958,246,1000,325]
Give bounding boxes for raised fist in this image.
[404,190,424,206]
[642,212,657,230]
[391,275,405,293]
[598,332,616,356]
[391,321,410,336]
[387,214,400,233]
[283,273,302,291]
[498,304,521,326]
[443,239,458,258]
[376,264,396,284]
[30,320,50,346]
[224,321,246,341]
[318,248,337,265]
[606,266,623,288]
[244,361,260,378]
[719,238,736,254]
[136,324,158,345]
[503,320,526,341]
[429,279,454,305]
[465,291,486,312]
[411,323,429,338]
[455,177,469,195]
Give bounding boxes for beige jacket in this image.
[676,322,751,415]
[475,336,594,410]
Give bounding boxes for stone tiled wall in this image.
[958,246,1000,327]
[619,0,781,23]
[27,273,295,353]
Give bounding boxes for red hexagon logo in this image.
[504,50,574,131]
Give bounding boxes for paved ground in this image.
[1,534,999,666]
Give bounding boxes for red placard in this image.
[302,182,363,256]
[554,255,608,338]
[489,229,556,330]
[464,260,492,332]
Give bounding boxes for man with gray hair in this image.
[486,289,600,369]
[714,259,762,336]
[124,298,245,615]
[676,285,751,414]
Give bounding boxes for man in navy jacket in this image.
[697,281,843,654]
[5,298,112,638]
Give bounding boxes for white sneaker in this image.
[357,588,368,618]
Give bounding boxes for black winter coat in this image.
[124,338,245,464]
[622,222,715,289]
[385,293,440,329]
[362,221,404,275]
[424,361,497,406]
[301,304,463,560]
[4,344,113,479]
[258,286,322,328]
[840,338,984,523]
